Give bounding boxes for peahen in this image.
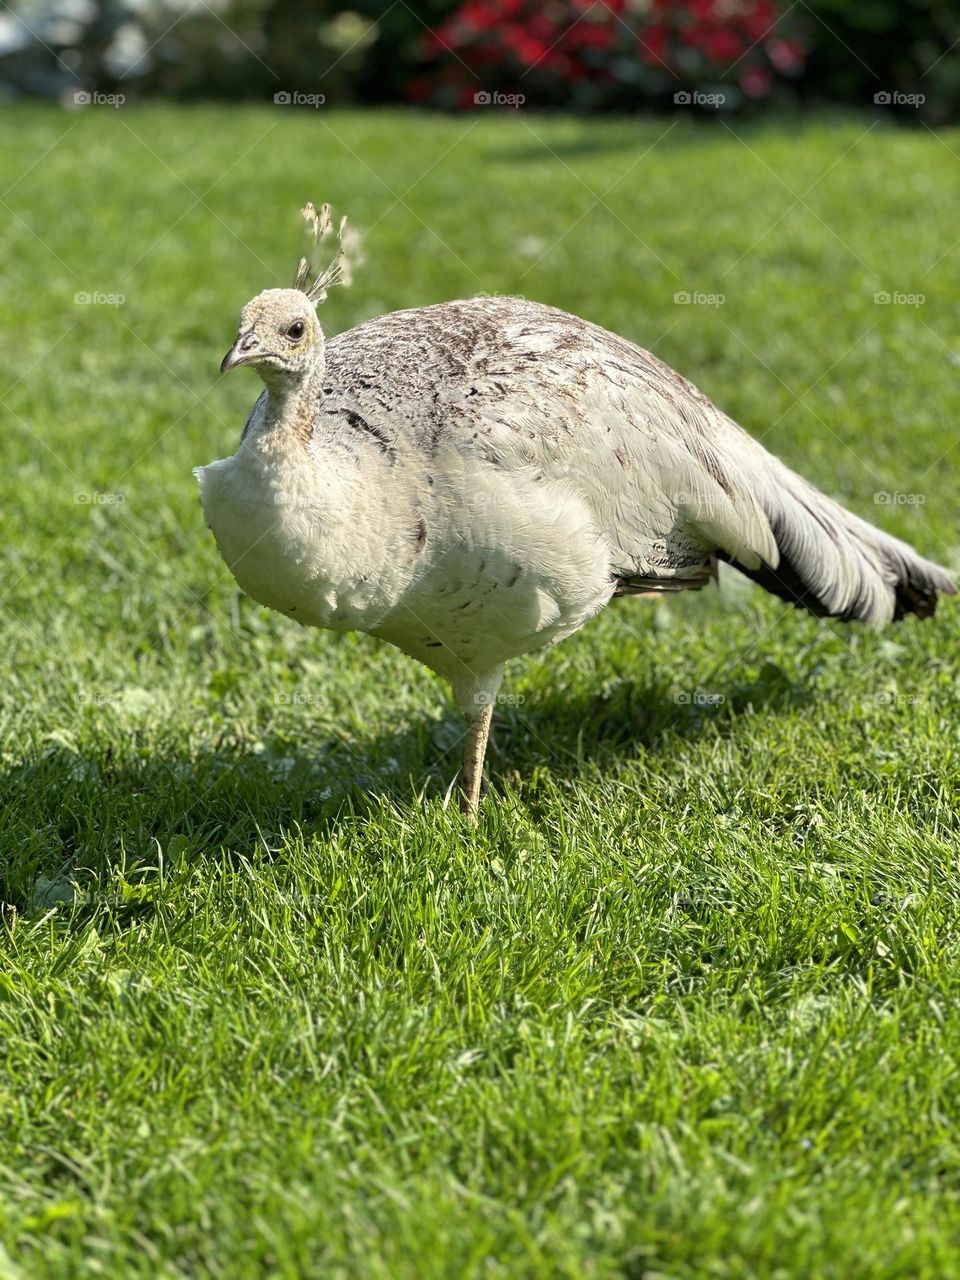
[196,205,955,816]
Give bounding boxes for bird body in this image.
[198,253,955,815]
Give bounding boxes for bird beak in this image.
[220,328,259,374]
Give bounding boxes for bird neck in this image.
[257,354,326,446]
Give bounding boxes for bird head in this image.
[220,202,356,392]
[220,288,322,384]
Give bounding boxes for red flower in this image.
[575,22,616,50]
[505,26,551,64]
[457,0,496,31]
[766,36,804,73]
[414,0,805,109]
[743,7,779,41]
[740,65,773,97]
[705,28,743,62]
[639,23,669,65]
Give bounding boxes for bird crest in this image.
[293,202,358,304]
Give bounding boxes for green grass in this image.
[2,104,960,1278]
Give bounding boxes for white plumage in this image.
[196,213,955,815]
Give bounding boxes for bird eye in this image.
[287,321,305,340]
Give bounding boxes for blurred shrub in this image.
[801,0,960,123]
[0,0,957,118]
[408,0,808,113]
[0,0,384,105]
[347,0,462,104]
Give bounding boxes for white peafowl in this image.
[196,204,956,817]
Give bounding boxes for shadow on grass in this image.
[1,662,812,912]
[485,126,669,164]
[0,728,423,911]
[504,658,812,767]
[483,112,827,166]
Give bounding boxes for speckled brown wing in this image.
[323,297,778,589]
[323,295,954,623]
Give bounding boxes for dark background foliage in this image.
[1,0,957,118]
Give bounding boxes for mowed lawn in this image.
[2,104,960,1278]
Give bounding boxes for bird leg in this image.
[459,701,494,819]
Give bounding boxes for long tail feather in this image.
[723,458,955,623]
